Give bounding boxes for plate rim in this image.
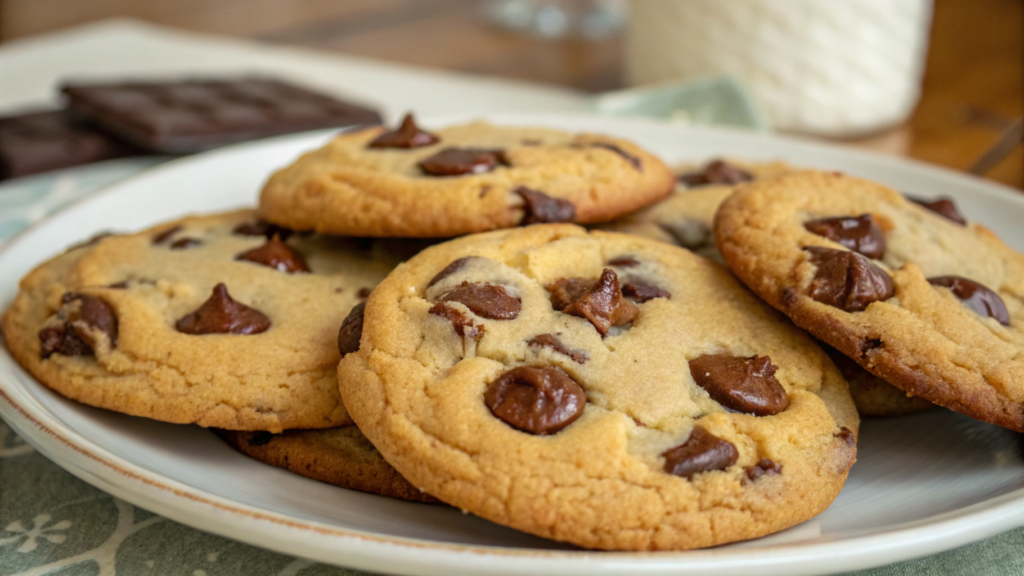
[2,112,1024,575]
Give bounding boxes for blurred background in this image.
[0,0,1020,187]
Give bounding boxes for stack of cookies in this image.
[5,113,1020,552]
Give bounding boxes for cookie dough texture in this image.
[258,121,675,237]
[218,426,438,502]
[598,160,792,261]
[715,171,1024,430]
[338,224,858,550]
[3,210,398,432]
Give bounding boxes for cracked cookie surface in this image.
[338,224,858,550]
[217,426,438,502]
[258,119,674,237]
[3,209,400,432]
[715,171,1024,430]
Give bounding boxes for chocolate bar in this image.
[62,78,381,154]
[0,109,141,181]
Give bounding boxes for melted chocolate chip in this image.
[804,214,886,259]
[368,113,439,148]
[437,282,521,320]
[527,334,588,364]
[175,284,271,335]
[427,256,479,288]
[689,354,789,416]
[247,431,275,446]
[170,237,202,250]
[419,148,506,176]
[590,142,641,170]
[608,255,640,268]
[39,293,119,359]
[515,187,576,225]
[151,225,182,245]
[429,302,485,342]
[484,366,586,435]
[835,427,856,446]
[928,276,1010,325]
[232,220,293,240]
[678,160,753,187]
[547,269,639,336]
[357,287,372,299]
[236,234,310,273]
[745,457,782,481]
[805,246,895,312]
[108,281,129,289]
[337,302,366,357]
[622,280,671,303]
[908,196,967,225]
[662,426,739,479]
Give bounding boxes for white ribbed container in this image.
[626,0,933,137]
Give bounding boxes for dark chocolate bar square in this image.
[0,109,143,181]
[62,78,382,154]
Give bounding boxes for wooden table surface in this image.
[2,0,1021,188]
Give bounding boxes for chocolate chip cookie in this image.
[597,159,792,260]
[715,170,1024,430]
[3,210,399,432]
[258,115,675,237]
[218,426,438,502]
[337,224,858,550]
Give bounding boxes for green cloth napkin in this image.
[2,145,1021,576]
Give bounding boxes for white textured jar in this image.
[627,0,933,137]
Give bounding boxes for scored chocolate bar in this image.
[0,109,142,181]
[62,78,382,154]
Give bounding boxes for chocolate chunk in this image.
[527,334,588,364]
[835,426,856,446]
[170,237,202,250]
[429,302,485,342]
[108,281,130,289]
[608,255,640,268]
[427,256,479,288]
[152,225,183,245]
[547,269,639,336]
[590,142,641,170]
[688,354,789,416]
[484,366,586,435]
[745,457,782,481]
[0,109,141,181]
[662,426,739,479]
[419,148,506,176]
[928,276,1010,325]
[678,160,753,187]
[436,282,521,320]
[62,78,382,154]
[236,234,310,273]
[909,196,966,225]
[39,293,119,359]
[357,287,372,299]
[337,302,366,357]
[804,214,886,259]
[175,284,271,335]
[368,113,439,148]
[805,246,895,312]
[247,431,275,446]
[515,187,576,225]
[622,280,671,303]
[232,220,293,240]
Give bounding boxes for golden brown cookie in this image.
[3,210,400,432]
[258,116,675,237]
[217,427,438,503]
[338,224,858,551]
[715,170,1024,430]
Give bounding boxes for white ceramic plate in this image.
[2,113,1024,576]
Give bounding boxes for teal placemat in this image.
[1,149,1021,576]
